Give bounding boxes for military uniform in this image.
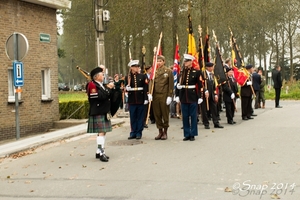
[175,54,202,141]
[150,55,174,140]
[222,68,238,124]
[201,62,223,129]
[241,65,253,120]
[126,60,149,139]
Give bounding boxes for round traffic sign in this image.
[5,32,29,61]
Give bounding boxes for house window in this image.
[41,68,51,100]
[8,68,21,102]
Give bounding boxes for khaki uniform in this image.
[150,65,174,129]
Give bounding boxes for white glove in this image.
[198,98,203,104]
[175,96,180,103]
[125,93,128,97]
[236,98,240,102]
[144,100,149,105]
[246,81,252,86]
[231,93,235,99]
[176,83,183,90]
[166,97,172,105]
[148,94,153,101]
[125,85,131,91]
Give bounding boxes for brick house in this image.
[0,0,71,141]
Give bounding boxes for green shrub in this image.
[59,100,89,120]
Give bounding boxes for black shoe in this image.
[136,136,141,140]
[214,124,224,128]
[227,121,234,125]
[276,106,282,108]
[95,153,100,159]
[144,124,148,128]
[128,136,136,140]
[232,121,236,124]
[103,154,109,159]
[242,117,248,120]
[99,155,109,162]
[251,114,257,116]
[183,137,190,141]
[204,125,210,129]
[247,117,254,119]
[151,120,155,124]
[181,127,183,129]
[190,136,195,141]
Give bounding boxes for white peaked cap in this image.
[183,54,195,61]
[128,60,139,67]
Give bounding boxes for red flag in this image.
[173,43,180,87]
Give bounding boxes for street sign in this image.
[13,61,24,87]
[40,33,51,43]
[5,32,29,61]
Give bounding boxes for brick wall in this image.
[0,0,59,141]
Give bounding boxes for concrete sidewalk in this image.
[0,118,125,158]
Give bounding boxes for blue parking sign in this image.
[13,61,24,87]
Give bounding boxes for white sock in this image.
[96,136,105,155]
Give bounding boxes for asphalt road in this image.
[0,100,299,200]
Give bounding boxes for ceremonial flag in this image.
[231,34,248,86]
[187,14,199,70]
[173,41,180,88]
[214,45,227,85]
[204,34,210,63]
[231,35,244,69]
[149,33,163,80]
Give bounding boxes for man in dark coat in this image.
[272,65,283,108]
[240,65,254,120]
[87,67,114,162]
[175,54,203,141]
[222,67,239,124]
[201,62,223,129]
[125,60,149,140]
[252,68,262,109]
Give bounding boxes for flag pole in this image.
[229,28,256,98]
[145,32,163,125]
[198,25,209,110]
[213,30,237,112]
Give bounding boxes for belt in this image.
[182,85,196,89]
[128,87,143,91]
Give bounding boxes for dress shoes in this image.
[136,136,141,140]
[151,120,155,124]
[96,153,109,159]
[214,124,224,128]
[247,117,254,119]
[227,121,234,125]
[242,117,248,120]
[190,136,195,141]
[144,124,148,128]
[128,136,136,140]
[276,106,282,108]
[251,114,257,116]
[204,125,210,129]
[99,154,109,162]
[183,137,190,141]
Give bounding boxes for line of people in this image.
[85,54,274,162]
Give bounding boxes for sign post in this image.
[5,32,29,140]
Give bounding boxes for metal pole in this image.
[95,0,105,67]
[14,33,20,140]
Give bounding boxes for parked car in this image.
[74,84,83,91]
[58,83,70,91]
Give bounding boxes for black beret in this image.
[90,67,103,79]
[206,62,214,67]
[245,64,253,69]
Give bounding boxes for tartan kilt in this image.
[87,115,112,133]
